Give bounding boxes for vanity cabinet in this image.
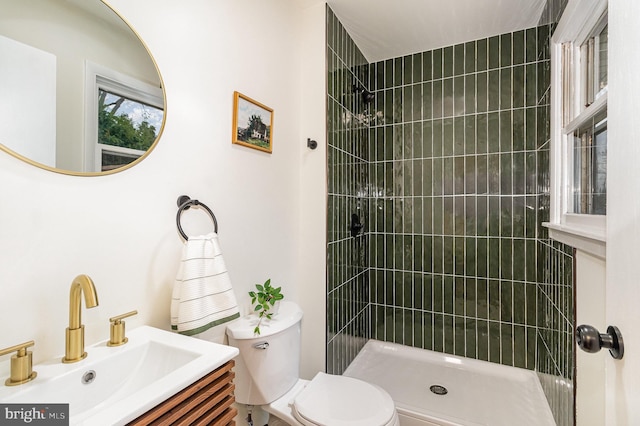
[128,360,236,425]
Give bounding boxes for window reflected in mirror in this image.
[98,88,164,172]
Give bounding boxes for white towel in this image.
[171,232,240,336]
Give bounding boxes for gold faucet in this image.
[0,341,37,386]
[107,310,138,347]
[62,274,99,363]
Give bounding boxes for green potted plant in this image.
[248,278,284,335]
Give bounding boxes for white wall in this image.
[575,251,605,426]
[297,1,329,379]
[0,0,326,379]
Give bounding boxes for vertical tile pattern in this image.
[367,25,557,372]
[537,240,574,426]
[536,3,573,423]
[326,9,574,426]
[326,6,371,375]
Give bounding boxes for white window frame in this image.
[546,0,608,258]
[84,61,163,172]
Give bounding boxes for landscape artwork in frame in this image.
[232,91,273,153]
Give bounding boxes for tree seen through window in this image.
[98,89,163,152]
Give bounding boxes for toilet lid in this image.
[293,372,395,426]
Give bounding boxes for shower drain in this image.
[429,384,448,395]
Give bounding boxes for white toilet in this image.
[226,300,400,426]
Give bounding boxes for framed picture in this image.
[232,91,274,153]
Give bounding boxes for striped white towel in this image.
[171,232,240,336]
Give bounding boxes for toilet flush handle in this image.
[252,342,269,350]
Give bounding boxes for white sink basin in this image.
[0,326,238,425]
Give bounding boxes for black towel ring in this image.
[176,195,219,240]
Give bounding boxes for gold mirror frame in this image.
[0,0,166,176]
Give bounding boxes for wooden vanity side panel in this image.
[128,360,236,426]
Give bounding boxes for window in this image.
[581,21,608,108]
[571,110,607,215]
[547,1,608,257]
[85,62,164,173]
[97,86,163,172]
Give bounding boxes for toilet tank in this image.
[226,300,303,405]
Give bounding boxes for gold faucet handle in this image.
[0,340,37,386]
[107,310,138,347]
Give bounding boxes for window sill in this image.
[543,222,606,258]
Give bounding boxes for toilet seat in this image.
[291,372,397,426]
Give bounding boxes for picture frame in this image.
[232,91,274,154]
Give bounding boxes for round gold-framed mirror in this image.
[0,0,165,176]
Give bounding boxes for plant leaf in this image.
[250,278,284,333]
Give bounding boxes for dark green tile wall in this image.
[537,2,573,424]
[538,242,574,352]
[537,241,574,426]
[326,15,574,426]
[326,6,371,375]
[367,25,555,370]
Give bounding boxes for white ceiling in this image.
[325,0,547,63]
